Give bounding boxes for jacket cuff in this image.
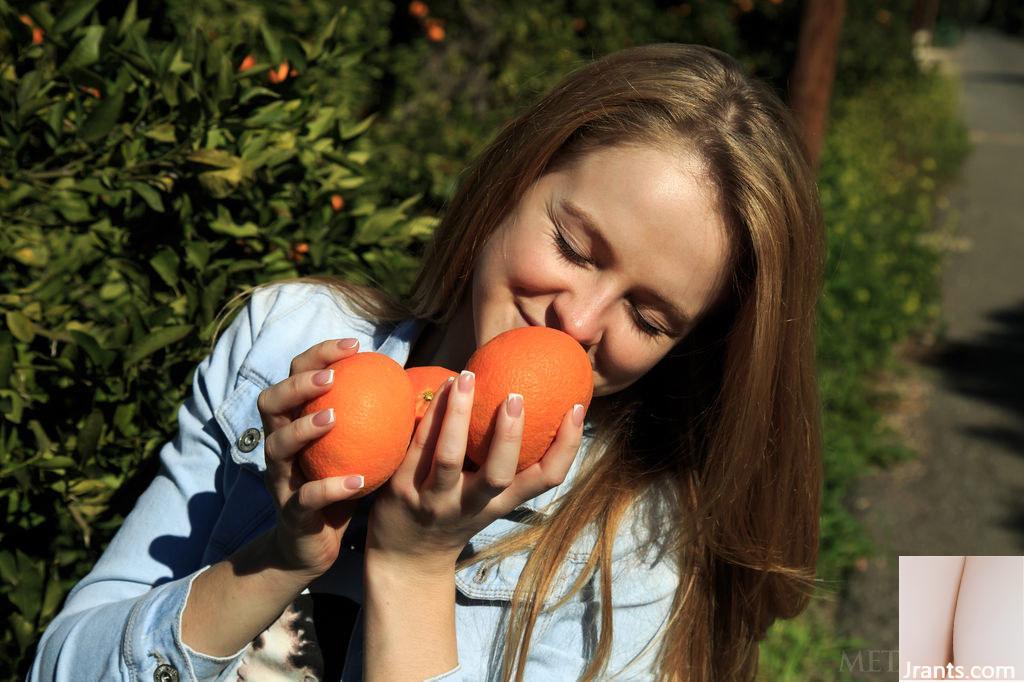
[423,663,462,681]
[123,564,249,681]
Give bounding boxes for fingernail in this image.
[343,475,364,490]
[312,407,335,426]
[313,369,334,386]
[338,338,358,349]
[458,370,475,393]
[506,393,523,418]
[572,404,585,427]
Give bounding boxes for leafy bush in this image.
[0,0,968,678]
[0,1,435,672]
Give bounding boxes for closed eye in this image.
[547,224,667,339]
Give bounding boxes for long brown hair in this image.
[216,42,825,680]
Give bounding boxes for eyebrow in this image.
[559,199,693,333]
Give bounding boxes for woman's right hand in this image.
[257,337,366,580]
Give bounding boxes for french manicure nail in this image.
[572,404,585,427]
[312,407,335,426]
[338,338,358,350]
[313,369,334,386]
[506,393,523,418]
[458,370,475,393]
[343,475,364,490]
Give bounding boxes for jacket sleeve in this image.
[27,285,285,682]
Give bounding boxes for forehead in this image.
[543,144,732,324]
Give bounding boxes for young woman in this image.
[31,42,825,681]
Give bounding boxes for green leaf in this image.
[68,329,115,369]
[149,247,179,287]
[64,25,105,70]
[259,23,282,64]
[142,122,176,143]
[354,208,405,245]
[187,148,240,168]
[53,0,101,33]
[5,312,35,343]
[239,86,281,104]
[305,107,336,140]
[79,90,125,143]
[184,241,210,270]
[124,325,192,366]
[127,181,164,213]
[209,206,259,237]
[34,456,76,470]
[0,341,12,389]
[168,47,191,75]
[340,112,378,141]
[76,409,104,459]
[0,551,16,584]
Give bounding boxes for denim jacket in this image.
[28,282,679,682]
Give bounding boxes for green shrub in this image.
[0,1,434,672]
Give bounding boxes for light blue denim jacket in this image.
[28,282,679,681]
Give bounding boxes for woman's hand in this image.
[257,337,366,580]
[365,370,587,565]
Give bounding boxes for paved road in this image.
[834,26,1024,679]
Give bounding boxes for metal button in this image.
[237,427,261,453]
[154,663,179,682]
[473,565,490,584]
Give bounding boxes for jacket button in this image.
[154,663,179,682]
[473,565,490,584]
[237,427,261,453]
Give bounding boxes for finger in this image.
[465,392,523,515]
[501,404,585,509]
[258,340,352,434]
[264,407,337,507]
[259,338,359,431]
[401,376,455,486]
[425,370,474,495]
[290,337,360,377]
[280,475,363,531]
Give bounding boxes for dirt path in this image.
[834,26,1024,679]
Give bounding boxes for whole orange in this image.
[298,352,415,497]
[465,327,593,472]
[405,365,459,431]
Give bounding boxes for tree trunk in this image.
[788,0,847,174]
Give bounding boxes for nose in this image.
[549,293,606,349]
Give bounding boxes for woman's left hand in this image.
[365,370,586,565]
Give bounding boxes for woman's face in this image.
[437,143,732,398]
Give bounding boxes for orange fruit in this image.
[268,61,289,84]
[405,365,459,431]
[465,327,593,473]
[425,19,445,42]
[409,1,429,18]
[298,352,416,497]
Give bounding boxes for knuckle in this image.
[483,475,513,490]
[434,456,462,474]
